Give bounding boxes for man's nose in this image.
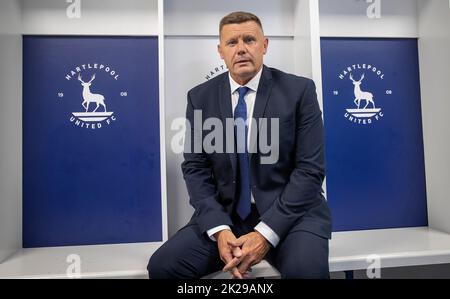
[236,39,246,55]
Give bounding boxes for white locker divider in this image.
[0,0,167,278]
[0,0,22,265]
[315,0,450,276]
[417,0,450,237]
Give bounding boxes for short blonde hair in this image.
[219,12,263,36]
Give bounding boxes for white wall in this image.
[164,0,295,36]
[164,37,296,234]
[164,0,304,235]
[293,0,328,198]
[21,0,158,35]
[319,0,418,37]
[0,0,22,263]
[418,0,450,234]
[294,0,314,79]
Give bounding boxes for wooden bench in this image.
[1,227,450,279]
[206,227,450,279]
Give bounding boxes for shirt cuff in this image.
[254,221,280,247]
[207,225,231,241]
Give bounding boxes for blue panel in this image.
[23,36,162,247]
[320,38,428,231]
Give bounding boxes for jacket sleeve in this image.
[259,79,326,241]
[181,91,233,234]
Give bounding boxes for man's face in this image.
[218,21,268,84]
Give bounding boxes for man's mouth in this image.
[235,59,250,65]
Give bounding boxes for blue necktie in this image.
[234,87,251,220]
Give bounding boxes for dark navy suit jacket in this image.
[181,65,332,241]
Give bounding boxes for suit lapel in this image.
[218,74,237,178]
[249,66,273,158]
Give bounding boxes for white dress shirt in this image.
[206,67,280,247]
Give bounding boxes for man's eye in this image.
[227,40,237,46]
[244,37,255,43]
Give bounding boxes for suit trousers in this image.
[147,205,330,279]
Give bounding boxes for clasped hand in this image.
[215,229,270,279]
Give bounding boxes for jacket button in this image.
[232,180,236,184]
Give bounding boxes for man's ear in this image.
[218,44,224,59]
[263,37,269,55]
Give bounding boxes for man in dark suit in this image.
[148,11,331,279]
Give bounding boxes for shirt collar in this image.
[229,66,263,94]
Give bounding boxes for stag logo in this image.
[71,73,114,126]
[61,62,124,130]
[350,73,375,109]
[78,74,107,112]
[335,63,390,126]
[345,73,382,122]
